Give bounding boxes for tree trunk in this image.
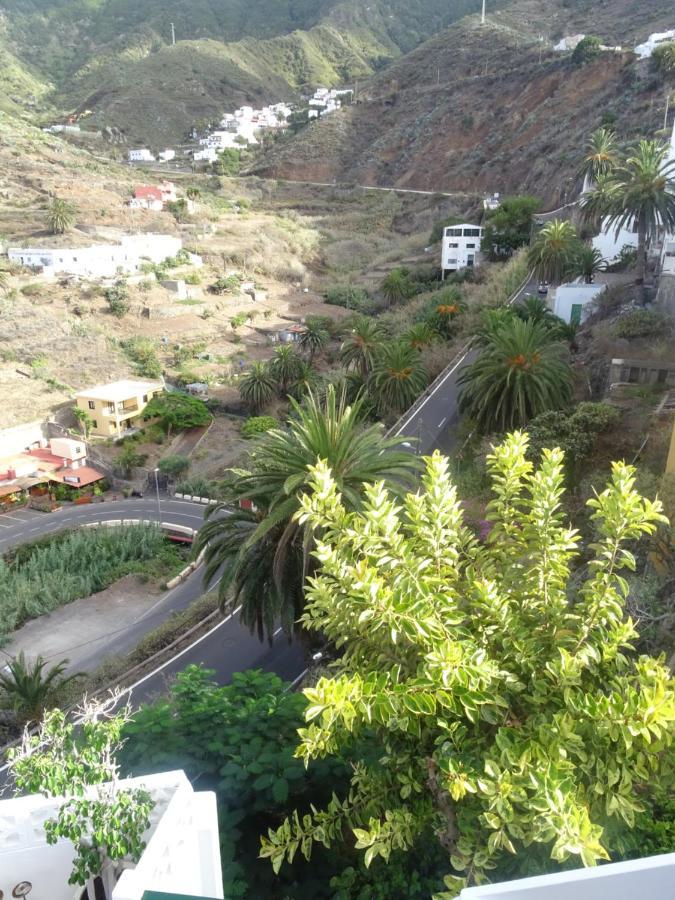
[637,214,647,305]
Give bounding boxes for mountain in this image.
[0,0,489,143]
[250,0,675,203]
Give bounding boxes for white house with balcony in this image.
[441,223,483,277]
[0,769,223,900]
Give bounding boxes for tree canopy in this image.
[142,391,212,434]
[261,436,673,895]
[481,195,542,259]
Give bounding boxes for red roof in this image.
[134,185,163,201]
[48,466,104,487]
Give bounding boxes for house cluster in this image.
[0,436,104,505]
[193,102,293,163]
[7,233,185,279]
[308,87,353,119]
[128,180,178,211]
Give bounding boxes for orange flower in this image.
[508,354,527,367]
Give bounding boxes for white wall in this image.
[0,420,49,455]
[8,235,182,278]
[0,770,223,900]
[592,218,638,264]
[460,852,675,899]
[662,238,675,275]
[552,282,605,323]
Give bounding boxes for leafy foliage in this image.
[578,128,618,186]
[261,437,673,893]
[340,317,386,379]
[8,703,153,888]
[651,41,675,78]
[120,336,163,378]
[300,316,330,363]
[458,317,573,433]
[381,268,415,306]
[157,453,190,479]
[571,35,602,65]
[105,279,130,317]
[528,219,580,283]
[612,308,670,339]
[325,284,374,313]
[210,273,243,294]
[481,195,542,259]
[241,415,279,438]
[116,442,147,475]
[142,391,212,434]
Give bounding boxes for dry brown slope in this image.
[251,8,671,203]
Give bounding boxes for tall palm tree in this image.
[289,360,323,401]
[473,306,518,346]
[403,322,436,351]
[601,140,675,300]
[0,653,81,724]
[370,341,428,415]
[238,362,276,412]
[458,317,573,433]
[528,219,580,283]
[270,345,303,395]
[46,197,77,235]
[299,319,329,364]
[195,386,418,640]
[579,127,619,190]
[514,295,557,326]
[572,244,604,283]
[340,317,385,378]
[381,269,411,307]
[580,171,620,230]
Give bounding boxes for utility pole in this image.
[170,22,176,45]
[664,93,670,132]
[481,0,486,25]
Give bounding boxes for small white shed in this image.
[552,282,606,324]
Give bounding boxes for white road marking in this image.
[438,417,447,428]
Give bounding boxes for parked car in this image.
[537,281,549,295]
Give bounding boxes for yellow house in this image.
[75,379,164,438]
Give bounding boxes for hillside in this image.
[251,0,675,203]
[1,0,487,144]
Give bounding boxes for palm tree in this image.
[580,171,619,230]
[458,317,573,433]
[186,186,201,200]
[473,306,518,346]
[579,127,618,190]
[270,345,303,395]
[600,140,675,300]
[0,653,81,724]
[381,269,411,307]
[238,361,276,412]
[195,386,418,640]
[403,322,436,351]
[289,360,323,400]
[340,317,385,378]
[528,219,580,283]
[370,341,428,415]
[514,295,558,327]
[572,244,604,283]
[299,318,329,364]
[46,197,77,235]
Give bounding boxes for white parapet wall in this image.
[460,852,675,899]
[0,770,223,900]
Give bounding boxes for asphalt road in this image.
[392,278,538,456]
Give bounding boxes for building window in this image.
[463,228,481,237]
[92,419,97,429]
[88,401,95,410]
[447,242,459,248]
[446,227,463,237]
[466,243,476,249]
[142,394,148,402]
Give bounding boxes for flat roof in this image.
[76,380,164,402]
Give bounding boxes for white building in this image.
[194,147,219,163]
[634,29,675,59]
[460,851,675,900]
[552,281,606,325]
[8,234,183,279]
[158,148,176,162]
[441,223,483,277]
[0,769,223,900]
[128,148,156,163]
[592,218,639,265]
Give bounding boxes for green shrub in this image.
[184,271,202,285]
[20,283,42,297]
[230,312,247,329]
[325,285,374,313]
[241,415,278,438]
[210,274,242,295]
[572,35,602,65]
[121,337,162,378]
[157,454,190,479]
[612,309,669,339]
[105,279,130,318]
[175,477,224,499]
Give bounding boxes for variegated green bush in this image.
[260,432,674,895]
